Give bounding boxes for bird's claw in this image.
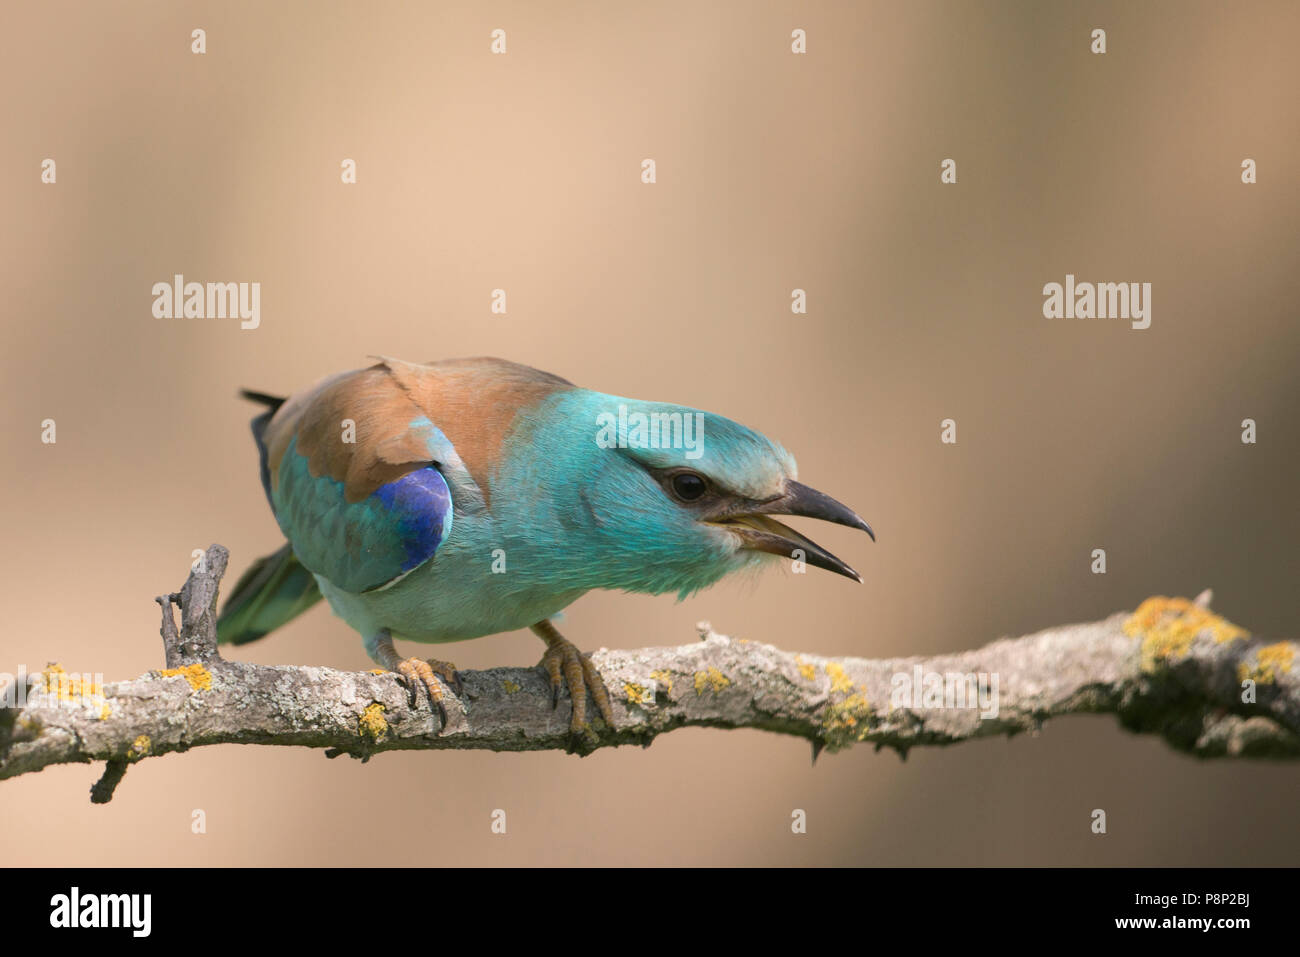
[537,635,614,741]
[392,657,461,731]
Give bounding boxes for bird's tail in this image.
[216,542,322,646]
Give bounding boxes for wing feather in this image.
[256,356,572,592]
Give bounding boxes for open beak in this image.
[706,481,874,582]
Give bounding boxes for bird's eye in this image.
[669,471,709,502]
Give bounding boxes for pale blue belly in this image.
[314,553,587,644]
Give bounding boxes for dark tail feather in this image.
[217,543,321,646]
[240,388,285,506]
[239,389,286,410]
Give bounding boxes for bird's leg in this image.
[531,619,614,742]
[366,630,462,730]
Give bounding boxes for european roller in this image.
[217,356,873,741]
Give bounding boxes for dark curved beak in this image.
[760,481,875,541]
[706,481,874,583]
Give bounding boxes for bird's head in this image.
[508,391,874,597]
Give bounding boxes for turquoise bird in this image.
[217,356,873,739]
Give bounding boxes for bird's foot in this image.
[391,657,462,730]
[368,631,462,732]
[532,620,614,749]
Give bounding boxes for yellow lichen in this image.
[795,656,816,682]
[502,679,521,694]
[694,668,731,695]
[159,662,212,692]
[32,663,110,717]
[128,734,151,761]
[1257,643,1295,677]
[39,664,70,701]
[821,693,874,750]
[38,663,66,687]
[358,702,388,742]
[826,661,854,694]
[624,682,652,706]
[1237,642,1296,685]
[369,669,387,676]
[1124,596,1250,672]
[649,670,673,695]
[36,663,104,703]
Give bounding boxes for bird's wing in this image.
[260,356,573,593]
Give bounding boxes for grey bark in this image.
[1,546,1296,803]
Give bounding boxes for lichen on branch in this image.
[0,546,1296,804]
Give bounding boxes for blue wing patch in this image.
[372,468,453,576]
[271,435,453,593]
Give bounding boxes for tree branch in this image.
[2,546,1296,802]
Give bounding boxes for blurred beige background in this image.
[2,0,1297,865]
